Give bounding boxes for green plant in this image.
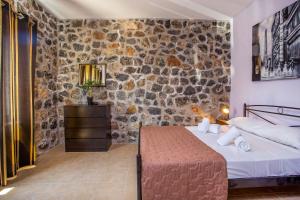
[80,80,95,97]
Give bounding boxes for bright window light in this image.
[0,187,14,195]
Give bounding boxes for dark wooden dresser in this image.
[64,105,111,152]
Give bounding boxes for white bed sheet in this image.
[185,126,300,179]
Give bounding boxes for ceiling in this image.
[36,0,255,20]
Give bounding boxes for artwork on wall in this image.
[79,63,107,86]
[252,0,300,81]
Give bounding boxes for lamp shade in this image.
[222,107,230,114]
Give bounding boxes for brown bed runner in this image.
[141,126,228,200]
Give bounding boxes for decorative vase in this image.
[80,93,87,104]
[87,96,93,105]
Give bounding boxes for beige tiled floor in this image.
[0,144,299,200]
[0,145,137,200]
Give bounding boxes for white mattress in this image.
[185,126,300,179]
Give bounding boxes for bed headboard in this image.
[243,103,300,127]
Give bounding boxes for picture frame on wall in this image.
[79,63,107,87]
[252,0,300,81]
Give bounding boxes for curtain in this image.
[0,1,37,186]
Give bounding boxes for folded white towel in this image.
[220,125,230,133]
[197,118,210,134]
[217,127,241,146]
[234,136,251,152]
[208,124,221,134]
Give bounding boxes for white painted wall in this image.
[230,0,300,117]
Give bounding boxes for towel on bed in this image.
[217,127,241,146]
[197,118,210,134]
[234,136,251,152]
[208,124,221,134]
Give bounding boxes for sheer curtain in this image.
[0,1,37,186]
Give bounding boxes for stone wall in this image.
[14,1,232,149]
[57,19,231,143]
[17,0,59,154]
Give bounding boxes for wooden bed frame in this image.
[136,104,300,200]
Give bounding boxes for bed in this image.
[136,104,300,200]
[186,126,300,179]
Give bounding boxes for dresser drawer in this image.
[65,128,108,139]
[65,139,108,152]
[64,106,108,118]
[64,117,108,128]
[63,105,111,152]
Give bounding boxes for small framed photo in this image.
[79,63,107,87]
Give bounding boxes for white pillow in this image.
[229,117,300,149]
[229,117,270,131]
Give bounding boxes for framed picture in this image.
[252,0,300,81]
[79,63,107,87]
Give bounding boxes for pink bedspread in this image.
[141,126,228,200]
